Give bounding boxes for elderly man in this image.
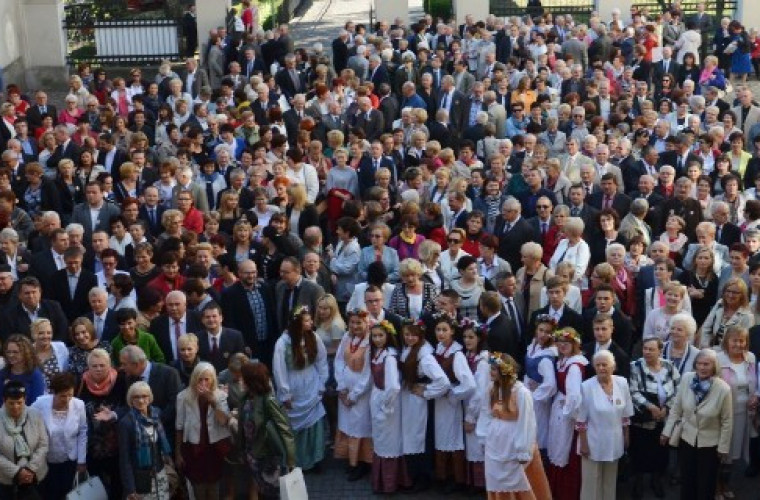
[659,177,703,240]
[149,290,204,363]
[733,87,760,142]
[494,198,536,272]
[85,286,119,341]
[275,53,306,99]
[682,221,730,274]
[354,96,385,142]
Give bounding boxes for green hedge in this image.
[231,0,283,30]
[425,0,452,20]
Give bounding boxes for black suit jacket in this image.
[26,105,58,130]
[441,89,468,135]
[46,268,99,322]
[282,108,302,147]
[149,312,205,363]
[196,328,246,372]
[495,216,536,272]
[652,60,681,88]
[378,95,400,133]
[486,312,521,361]
[717,222,742,247]
[86,310,120,342]
[427,121,456,150]
[354,109,384,142]
[358,155,394,197]
[658,150,701,177]
[3,300,69,343]
[30,249,61,285]
[221,282,278,367]
[138,205,166,238]
[46,141,81,172]
[582,308,634,354]
[274,67,306,100]
[582,340,631,379]
[332,37,350,73]
[140,363,181,430]
[617,154,639,194]
[587,192,632,217]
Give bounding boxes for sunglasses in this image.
[447,238,461,243]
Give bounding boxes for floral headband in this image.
[402,318,425,328]
[489,352,517,381]
[534,314,558,328]
[292,304,310,319]
[553,327,581,345]
[373,320,397,337]
[459,317,481,330]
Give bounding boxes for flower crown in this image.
[292,304,310,319]
[374,320,397,337]
[459,317,481,331]
[402,318,425,328]
[553,327,582,344]
[489,352,517,381]
[534,314,558,328]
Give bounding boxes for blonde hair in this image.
[287,184,308,211]
[316,294,346,331]
[126,381,153,407]
[189,361,219,397]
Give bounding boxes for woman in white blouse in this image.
[31,319,69,393]
[285,148,320,204]
[31,372,88,500]
[549,217,590,289]
[576,350,634,500]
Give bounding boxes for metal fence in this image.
[490,0,596,25]
[630,0,738,21]
[64,0,182,65]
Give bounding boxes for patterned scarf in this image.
[690,375,712,405]
[132,407,172,468]
[1,407,30,459]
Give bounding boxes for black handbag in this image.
[133,468,154,494]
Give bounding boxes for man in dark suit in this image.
[196,302,246,372]
[428,111,457,151]
[238,47,267,80]
[182,58,210,99]
[659,135,702,177]
[713,201,743,247]
[658,177,704,241]
[582,285,634,353]
[97,133,127,178]
[282,94,307,147]
[26,91,58,130]
[377,84,399,134]
[46,126,81,172]
[652,46,681,92]
[150,290,204,364]
[221,259,278,367]
[494,198,537,272]
[439,75,468,137]
[581,313,631,379]
[689,4,713,60]
[46,246,99,323]
[86,287,119,342]
[3,276,69,342]
[30,228,68,285]
[630,175,666,227]
[354,96,384,142]
[528,276,584,339]
[560,65,588,101]
[365,285,404,336]
[275,257,324,334]
[480,291,521,361]
[358,141,394,197]
[332,31,350,73]
[138,186,166,238]
[274,54,306,100]
[587,174,632,216]
[120,344,181,439]
[566,184,601,237]
[368,55,390,89]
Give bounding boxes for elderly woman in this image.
[77,348,126,498]
[549,217,590,289]
[417,239,444,294]
[118,381,173,500]
[171,333,201,386]
[715,326,757,498]
[577,350,634,500]
[18,161,61,218]
[607,243,637,318]
[661,348,733,500]
[628,338,681,498]
[29,318,68,393]
[238,360,296,499]
[701,277,754,348]
[329,217,362,312]
[517,241,554,320]
[388,258,439,320]
[699,55,727,93]
[0,227,31,280]
[175,362,231,500]
[643,282,689,342]
[619,198,652,247]
[31,372,87,500]
[664,313,702,376]
[388,214,426,261]
[0,381,48,499]
[358,222,400,284]
[68,317,112,381]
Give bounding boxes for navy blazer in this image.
[196,327,246,372]
[86,309,120,342]
[150,312,205,364]
[358,155,394,197]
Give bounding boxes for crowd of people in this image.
[1,0,760,499]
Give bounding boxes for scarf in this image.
[201,170,220,183]
[82,367,118,397]
[133,407,172,468]
[690,375,712,405]
[1,408,30,460]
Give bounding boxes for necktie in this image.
[541,222,548,235]
[56,255,64,270]
[441,92,448,109]
[247,61,253,77]
[503,222,511,234]
[290,69,299,91]
[40,106,46,114]
[174,321,181,341]
[664,61,669,74]
[148,208,156,226]
[206,180,215,210]
[374,158,379,171]
[717,225,722,242]
[507,298,522,337]
[605,196,612,209]
[677,157,683,172]
[96,317,103,339]
[211,336,219,360]
[69,274,78,298]
[571,206,580,216]
[585,185,591,196]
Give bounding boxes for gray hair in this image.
[120,345,148,364]
[563,217,585,236]
[605,243,626,258]
[0,228,18,244]
[521,241,543,260]
[670,312,698,341]
[630,198,649,217]
[86,347,112,367]
[66,223,85,235]
[695,348,720,376]
[592,349,616,369]
[88,286,108,300]
[126,381,153,407]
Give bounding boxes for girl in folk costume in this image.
[334,310,374,481]
[546,327,588,500]
[476,352,552,500]
[399,321,451,493]
[462,319,490,493]
[369,320,410,494]
[272,306,329,472]
[432,314,477,493]
[524,315,559,453]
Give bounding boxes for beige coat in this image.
[515,264,554,320]
[0,407,49,485]
[663,372,733,454]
